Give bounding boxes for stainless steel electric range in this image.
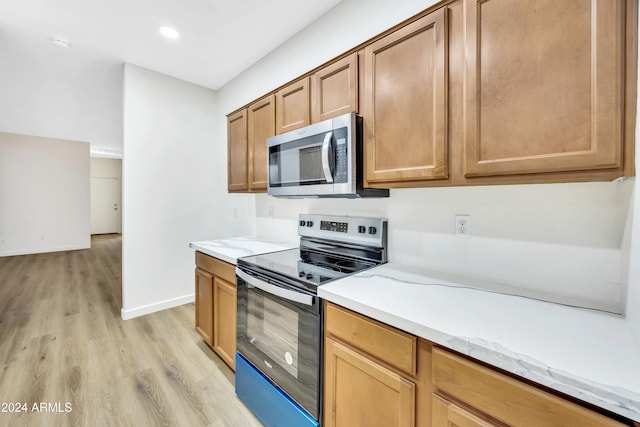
[235,214,388,427]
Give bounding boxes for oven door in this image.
[236,267,322,420]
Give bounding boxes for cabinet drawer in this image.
[195,252,236,284]
[432,347,627,427]
[325,303,416,376]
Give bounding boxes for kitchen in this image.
[1,0,640,426]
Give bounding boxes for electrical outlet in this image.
[233,207,238,218]
[455,215,471,238]
[268,206,274,218]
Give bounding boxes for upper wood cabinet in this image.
[463,0,625,178]
[247,95,275,191]
[363,9,448,187]
[311,53,359,122]
[228,0,635,190]
[227,109,248,192]
[276,78,310,134]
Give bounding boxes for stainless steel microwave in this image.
[267,113,389,198]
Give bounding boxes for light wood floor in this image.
[0,235,263,427]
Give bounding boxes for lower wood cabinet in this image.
[212,275,236,368]
[195,251,237,371]
[432,394,498,427]
[195,267,214,344]
[431,347,628,427]
[324,302,634,427]
[324,337,416,427]
[324,302,432,427]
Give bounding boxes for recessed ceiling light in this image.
[158,26,180,40]
[52,37,69,48]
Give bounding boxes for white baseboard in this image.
[0,243,91,257]
[121,293,195,320]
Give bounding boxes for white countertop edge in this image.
[318,286,640,423]
[189,237,297,265]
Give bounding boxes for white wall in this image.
[217,0,637,314]
[0,132,90,255]
[625,5,640,346]
[122,64,251,319]
[0,28,123,154]
[90,157,122,234]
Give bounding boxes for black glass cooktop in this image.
[237,247,376,290]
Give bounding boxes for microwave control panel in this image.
[334,136,348,183]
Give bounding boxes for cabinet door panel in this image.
[464,0,624,177]
[312,54,358,122]
[213,276,237,370]
[276,78,310,133]
[363,9,448,185]
[248,95,275,191]
[227,109,248,192]
[432,394,499,427]
[324,337,415,427]
[195,267,214,346]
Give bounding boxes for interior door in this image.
[90,177,118,234]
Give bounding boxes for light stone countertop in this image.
[189,237,297,265]
[318,263,640,423]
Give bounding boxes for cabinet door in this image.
[276,78,310,133]
[463,0,624,177]
[195,267,214,346]
[432,394,499,427]
[227,109,248,192]
[248,95,275,191]
[213,276,237,371]
[324,337,415,427]
[312,54,358,122]
[363,9,448,186]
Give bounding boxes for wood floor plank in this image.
[0,235,262,427]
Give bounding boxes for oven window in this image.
[247,291,299,378]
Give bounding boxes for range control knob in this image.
[368,226,377,235]
[358,225,366,234]
[298,271,305,278]
[306,273,313,280]
[306,221,314,227]
[299,220,306,226]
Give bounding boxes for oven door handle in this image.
[321,131,334,184]
[236,269,314,306]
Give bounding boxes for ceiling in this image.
[0,0,343,90]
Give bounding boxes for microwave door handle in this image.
[321,131,334,183]
[236,269,314,306]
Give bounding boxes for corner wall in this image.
[121,64,221,319]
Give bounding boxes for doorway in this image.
[91,177,119,234]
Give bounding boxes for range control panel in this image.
[320,220,348,233]
[298,214,387,248]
